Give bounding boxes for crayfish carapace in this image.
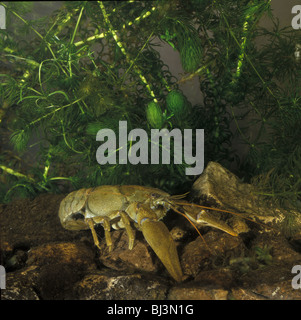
[59,185,241,282]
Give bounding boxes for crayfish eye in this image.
[70,212,85,221]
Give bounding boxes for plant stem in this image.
[0,165,35,183]
[98,1,158,102]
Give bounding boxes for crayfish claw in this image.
[140,218,183,282]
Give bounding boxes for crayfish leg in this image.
[86,218,101,250]
[86,218,113,252]
[103,218,113,252]
[120,211,135,250]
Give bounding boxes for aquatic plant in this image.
[0,1,205,200]
[229,245,273,274]
[0,1,300,237]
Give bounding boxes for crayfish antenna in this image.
[173,201,274,233]
[170,192,190,200]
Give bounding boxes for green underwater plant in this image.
[0,1,206,200]
[229,245,273,274]
[146,101,165,129]
[0,0,300,238]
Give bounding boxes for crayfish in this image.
[59,185,240,282]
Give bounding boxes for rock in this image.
[231,276,301,300]
[36,263,84,300]
[228,232,301,300]
[0,240,13,254]
[27,242,97,299]
[74,271,169,300]
[237,234,301,287]
[251,280,301,300]
[181,230,245,277]
[3,262,89,300]
[191,161,301,236]
[170,225,188,241]
[230,288,266,300]
[168,282,229,300]
[230,216,250,234]
[252,233,301,264]
[98,230,161,274]
[1,266,40,300]
[5,249,28,271]
[3,242,98,300]
[192,161,260,214]
[27,241,96,270]
[2,162,301,300]
[194,268,235,288]
[180,236,210,277]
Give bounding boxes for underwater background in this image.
[0,0,301,233]
[1,0,301,301]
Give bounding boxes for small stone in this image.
[194,268,235,288]
[181,236,211,276]
[36,263,84,300]
[170,226,187,241]
[181,230,245,277]
[74,271,169,300]
[1,266,40,300]
[98,230,160,274]
[230,279,301,300]
[168,283,229,300]
[27,241,96,270]
[230,288,265,300]
[230,216,250,234]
